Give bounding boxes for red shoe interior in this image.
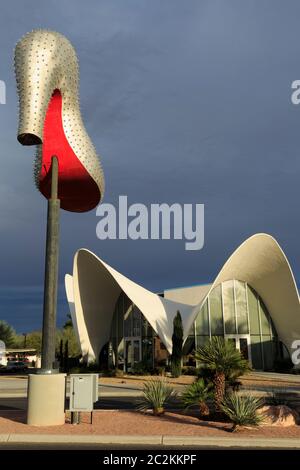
[39,89,100,212]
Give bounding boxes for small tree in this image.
[63,313,73,329]
[0,320,17,347]
[171,311,183,378]
[56,326,80,358]
[25,331,42,354]
[196,337,249,411]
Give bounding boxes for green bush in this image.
[171,363,181,378]
[220,393,264,431]
[137,378,175,415]
[130,361,152,375]
[181,379,213,416]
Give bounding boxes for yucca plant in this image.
[137,378,175,416]
[181,378,213,417]
[220,393,264,432]
[196,337,249,410]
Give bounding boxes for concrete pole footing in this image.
[27,374,66,426]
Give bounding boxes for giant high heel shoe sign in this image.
[14,30,104,424]
[15,29,104,212]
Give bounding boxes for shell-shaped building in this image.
[65,233,300,371]
[14,29,104,212]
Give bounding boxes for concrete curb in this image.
[162,436,300,448]
[0,434,300,448]
[2,434,162,445]
[0,393,143,399]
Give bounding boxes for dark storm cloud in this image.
[0,0,299,331]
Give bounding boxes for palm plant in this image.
[137,378,175,416]
[195,337,249,410]
[181,378,213,417]
[220,393,264,432]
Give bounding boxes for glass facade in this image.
[106,280,284,372]
[192,280,281,370]
[110,292,168,371]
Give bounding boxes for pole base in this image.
[36,368,60,375]
[27,374,66,426]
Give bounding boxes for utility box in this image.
[69,374,98,412]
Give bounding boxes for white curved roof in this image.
[65,233,300,362]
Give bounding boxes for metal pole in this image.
[40,156,60,373]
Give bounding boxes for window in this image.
[235,280,249,334]
[222,280,236,334]
[209,284,223,335]
[195,299,209,335]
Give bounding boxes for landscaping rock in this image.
[258,405,299,426]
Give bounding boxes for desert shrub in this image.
[220,393,264,431]
[137,378,175,415]
[181,378,213,416]
[130,361,152,375]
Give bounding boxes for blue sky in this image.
[0,0,300,332]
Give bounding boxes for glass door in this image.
[239,338,249,360]
[225,335,251,365]
[125,339,132,371]
[124,338,141,372]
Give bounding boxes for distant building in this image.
[3,348,39,367]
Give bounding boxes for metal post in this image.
[71,411,80,425]
[40,156,60,373]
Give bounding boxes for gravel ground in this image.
[1,410,300,438]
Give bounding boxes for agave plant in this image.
[196,337,249,410]
[181,378,213,417]
[220,393,264,432]
[137,378,175,415]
